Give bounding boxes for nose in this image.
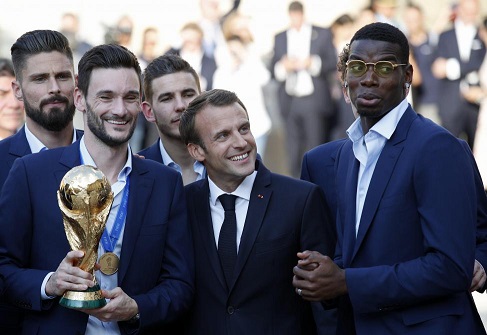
[174,95,186,113]
[233,131,248,148]
[360,66,378,86]
[111,97,127,116]
[48,77,61,94]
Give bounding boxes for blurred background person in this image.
[463,16,487,190]
[138,27,160,68]
[271,1,336,178]
[371,0,401,28]
[59,12,92,67]
[0,58,24,140]
[213,34,272,159]
[329,14,356,141]
[432,0,486,149]
[198,0,240,58]
[167,22,217,91]
[403,3,441,124]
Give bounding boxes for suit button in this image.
[227,306,235,314]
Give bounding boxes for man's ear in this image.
[342,84,351,104]
[74,87,86,113]
[12,80,23,102]
[141,101,156,123]
[187,143,205,163]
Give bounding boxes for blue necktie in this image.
[218,194,237,289]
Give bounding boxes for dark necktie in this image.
[218,194,237,289]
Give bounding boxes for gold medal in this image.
[99,252,119,275]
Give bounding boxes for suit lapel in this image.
[193,179,228,290]
[54,141,82,183]
[230,163,272,292]
[118,156,153,283]
[340,143,359,267]
[8,127,31,168]
[352,108,416,260]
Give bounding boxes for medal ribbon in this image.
[100,176,129,253]
[80,148,130,254]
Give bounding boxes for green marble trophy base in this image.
[59,284,107,309]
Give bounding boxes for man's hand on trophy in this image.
[82,287,139,322]
[46,250,95,297]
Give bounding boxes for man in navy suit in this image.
[271,1,336,177]
[0,44,194,334]
[178,89,335,334]
[139,54,205,185]
[432,0,486,149]
[293,22,486,334]
[0,29,83,335]
[0,30,81,192]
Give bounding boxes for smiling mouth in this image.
[106,119,129,125]
[230,152,249,161]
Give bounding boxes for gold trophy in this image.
[57,165,114,309]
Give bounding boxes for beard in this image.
[24,95,75,132]
[155,119,182,141]
[86,102,137,148]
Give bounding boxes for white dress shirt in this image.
[24,123,77,153]
[208,171,257,253]
[158,139,205,181]
[346,99,408,235]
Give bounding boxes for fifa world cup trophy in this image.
[57,165,114,309]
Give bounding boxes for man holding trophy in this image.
[0,44,194,334]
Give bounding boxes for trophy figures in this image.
[57,165,114,309]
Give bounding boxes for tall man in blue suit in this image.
[139,54,205,185]
[0,29,82,335]
[0,44,194,334]
[178,89,335,334]
[293,23,486,334]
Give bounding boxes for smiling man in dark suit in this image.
[178,89,335,334]
[0,44,193,335]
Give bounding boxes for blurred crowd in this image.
[1,0,487,184]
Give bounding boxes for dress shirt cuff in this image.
[308,55,322,77]
[274,60,287,82]
[445,58,461,81]
[41,272,56,300]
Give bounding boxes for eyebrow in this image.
[156,87,197,100]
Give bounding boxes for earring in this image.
[343,82,348,88]
[404,83,410,89]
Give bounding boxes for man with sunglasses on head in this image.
[293,22,486,334]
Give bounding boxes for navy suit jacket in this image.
[328,107,484,334]
[138,140,163,164]
[183,160,335,334]
[0,141,194,335]
[0,126,84,192]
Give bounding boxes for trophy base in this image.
[59,284,107,309]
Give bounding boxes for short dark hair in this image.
[179,89,247,148]
[77,44,142,96]
[143,54,201,103]
[289,1,304,12]
[11,30,73,82]
[0,58,15,77]
[337,22,410,82]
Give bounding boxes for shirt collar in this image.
[208,170,257,206]
[25,123,78,153]
[347,98,409,142]
[158,138,206,179]
[79,136,132,183]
